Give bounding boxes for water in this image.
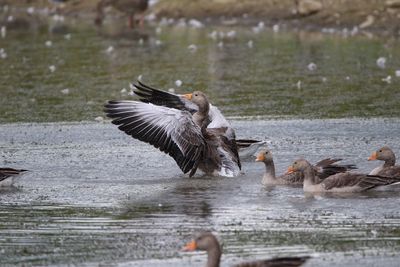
[1,119,400,266]
[1,17,400,122]
[1,10,400,266]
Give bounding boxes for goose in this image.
[368,146,400,177]
[0,168,28,187]
[133,81,265,161]
[286,159,400,193]
[182,232,310,267]
[255,148,357,185]
[95,0,148,28]
[104,82,241,177]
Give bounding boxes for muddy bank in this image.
[2,0,400,34]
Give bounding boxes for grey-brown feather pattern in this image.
[104,101,205,175]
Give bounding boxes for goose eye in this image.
[265,151,268,154]
[379,150,382,152]
[194,94,198,97]
[294,161,297,165]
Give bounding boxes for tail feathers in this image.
[361,175,400,190]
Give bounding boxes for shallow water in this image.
[1,14,400,122]
[1,119,400,266]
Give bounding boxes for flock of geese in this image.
[2,81,400,267]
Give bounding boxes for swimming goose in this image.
[368,146,400,177]
[255,149,357,185]
[286,159,400,193]
[0,168,28,187]
[95,0,148,28]
[104,83,241,177]
[182,232,310,267]
[134,81,263,161]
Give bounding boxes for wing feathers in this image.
[104,101,205,174]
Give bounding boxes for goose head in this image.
[286,158,311,174]
[368,146,395,162]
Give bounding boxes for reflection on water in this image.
[0,120,400,266]
[1,19,400,122]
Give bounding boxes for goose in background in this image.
[255,148,357,185]
[368,146,400,177]
[286,159,400,193]
[95,0,148,28]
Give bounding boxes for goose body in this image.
[0,168,28,187]
[183,232,309,267]
[255,149,357,186]
[104,82,241,177]
[286,159,400,193]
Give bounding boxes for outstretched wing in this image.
[133,81,198,113]
[104,100,205,175]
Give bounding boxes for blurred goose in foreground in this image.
[133,81,264,161]
[0,168,28,187]
[286,159,400,193]
[95,0,149,28]
[255,149,357,185]
[368,146,400,177]
[182,232,310,267]
[104,82,241,177]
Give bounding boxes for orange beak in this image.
[182,240,197,251]
[255,153,265,162]
[368,151,377,161]
[182,93,192,100]
[285,166,295,175]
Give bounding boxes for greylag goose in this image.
[286,159,400,193]
[255,149,357,185]
[133,81,264,161]
[368,146,400,177]
[182,232,310,267]
[0,168,28,187]
[95,0,148,28]
[104,82,241,177]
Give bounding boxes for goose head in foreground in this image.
[182,232,309,267]
[286,158,400,193]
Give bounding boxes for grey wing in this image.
[378,166,400,177]
[208,104,232,129]
[314,158,357,180]
[104,101,205,175]
[133,81,198,113]
[322,173,363,190]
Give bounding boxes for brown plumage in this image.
[286,159,400,193]
[368,146,400,177]
[104,82,241,177]
[255,149,357,185]
[182,232,310,267]
[95,0,148,28]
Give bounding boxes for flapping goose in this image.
[255,149,357,185]
[0,168,28,187]
[368,146,400,177]
[104,82,241,177]
[182,232,310,267]
[95,0,148,28]
[286,159,400,193]
[134,81,262,161]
